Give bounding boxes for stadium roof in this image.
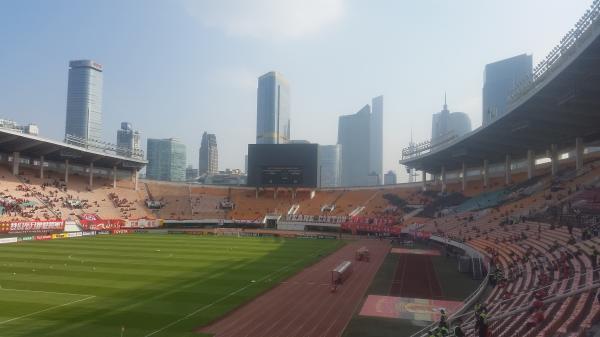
[0,128,147,169]
[401,5,600,173]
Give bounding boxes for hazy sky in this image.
[0,0,592,181]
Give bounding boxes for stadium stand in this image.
[409,157,600,337]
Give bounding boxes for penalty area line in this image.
[0,295,96,326]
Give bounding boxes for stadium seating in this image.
[0,165,150,221]
[416,158,600,337]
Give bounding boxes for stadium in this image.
[3,2,600,337]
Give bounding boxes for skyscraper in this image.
[384,171,397,185]
[369,95,383,183]
[199,132,218,175]
[256,71,290,144]
[431,95,472,146]
[483,54,533,126]
[318,145,341,188]
[338,105,371,187]
[146,138,186,182]
[116,122,141,158]
[65,60,103,145]
[337,95,384,187]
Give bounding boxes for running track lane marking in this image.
[0,295,96,325]
[144,246,334,337]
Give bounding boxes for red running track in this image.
[198,239,389,337]
[389,254,443,299]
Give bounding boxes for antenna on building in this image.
[443,92,448,111]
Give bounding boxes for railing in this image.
[65,134,144,159]
[401,133,459,160]
[509,0,600,102]
[402,139,432,160]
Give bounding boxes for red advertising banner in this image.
[0,220,64,234]
[341,222,403,235]
[35,235,53,241]
[79,219,124,231]
[79,213,101,221]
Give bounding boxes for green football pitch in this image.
[0,234,343,337]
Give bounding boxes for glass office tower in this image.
[146,138,186,182]
[65,60,103,145]
[256,71,290,144]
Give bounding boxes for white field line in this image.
[0,295,95,325]
[0,287,94,297]
[144,245,334,337]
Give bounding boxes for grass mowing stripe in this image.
[143,244,335,337]
[0,234,343,337]
[0,295,95,325]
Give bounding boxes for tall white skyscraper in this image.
[256,71,290,144]
[65,60,103,145]
[338,105,371,187]
[337,96,384,187]
[369,95,383,184]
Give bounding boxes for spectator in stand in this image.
[526,309,545,328]
[452,319,466,337]
[532,298,544,311]
[475,311,489,337]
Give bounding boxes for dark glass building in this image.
[483,54,533,126]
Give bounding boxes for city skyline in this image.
[0,1,592,181]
